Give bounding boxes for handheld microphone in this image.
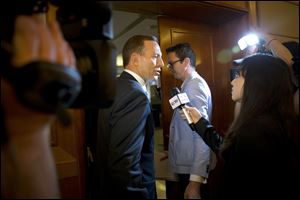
[169,87,195,131]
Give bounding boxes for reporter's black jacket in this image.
[194,115,299,200]
[194,118,223,153]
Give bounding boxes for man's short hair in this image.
[166,43,196,67]
[122,35,158,67]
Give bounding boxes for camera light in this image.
[238,33,259,50]
[238,38,247,51]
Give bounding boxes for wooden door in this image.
[158,13,249,200]
[159,17,220,150]
[158,15,249,150]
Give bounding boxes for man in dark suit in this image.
[94,35,164,199]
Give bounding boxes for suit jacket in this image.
[95,71,156,199]
[195,113,299,200]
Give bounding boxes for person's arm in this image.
[1,84,59,198]
[1,15,76,198]
[255,28,299,116]
[254,27,294,67]
[183,106,223,153]
[266,38,294,67]
[194,118,223,153]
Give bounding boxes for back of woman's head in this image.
[222,54,297,153]
[241,53,294,119]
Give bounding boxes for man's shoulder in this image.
[117,75,142,91]
[115,78,148,103]
[186,77,211,92]
[192,73,209,84]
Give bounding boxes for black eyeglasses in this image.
[167,59,183,68]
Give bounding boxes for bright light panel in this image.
[238,38,247,50]
[238,34,259,50]
[245,34,259,46]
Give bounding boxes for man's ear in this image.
[130,52,140,66]
[183,57,190,66]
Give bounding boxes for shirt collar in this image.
[124,69,146,87]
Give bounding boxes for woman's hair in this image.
[221,53,297,152]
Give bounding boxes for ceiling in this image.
[110,1,248,56]
[111,1,247,25]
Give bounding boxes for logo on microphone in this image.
[169,95,181,109]
[169,92,190,109]
[168,87,195,131]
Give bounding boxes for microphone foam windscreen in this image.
[170,87,180,98]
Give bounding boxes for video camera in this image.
[0,0,116,114]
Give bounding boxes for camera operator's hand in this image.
[11,15,76,68]
[4,15,76,136]
[1,15,76,198]
[252,27,294,67]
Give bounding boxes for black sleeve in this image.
[194,118,223,153]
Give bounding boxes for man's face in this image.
[167,52,185,80]
[137,40,164,81]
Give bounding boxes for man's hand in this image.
[184,181,201,199]
[11,15,76,68]
[159,150,169,161]
[1,14,77,198]
[3,15,77,137]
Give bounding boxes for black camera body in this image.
[0,0,116,112]
[54,0,116,108]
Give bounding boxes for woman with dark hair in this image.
[182,54,299,199]
[255,27,299,115]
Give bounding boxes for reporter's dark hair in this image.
[221,53,298,153]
